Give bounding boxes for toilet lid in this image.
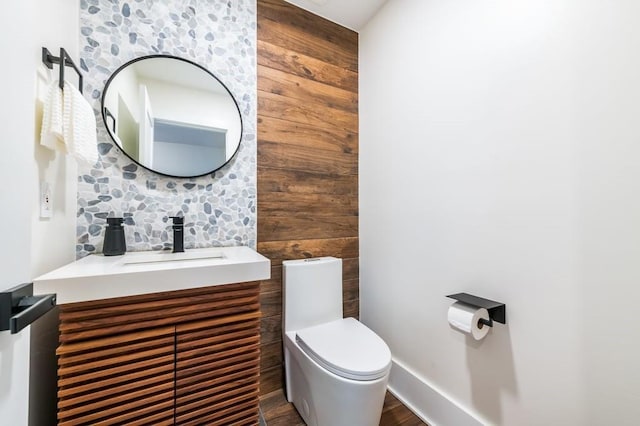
[295,317,391,381]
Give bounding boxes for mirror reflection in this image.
[102,55,242,177]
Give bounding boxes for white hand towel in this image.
[62,81,98,165]
[40,81,65,152]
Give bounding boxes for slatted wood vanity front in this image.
[55,281,261,426]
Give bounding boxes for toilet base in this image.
[284,332,389,426]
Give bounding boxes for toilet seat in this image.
[295,317,391,381]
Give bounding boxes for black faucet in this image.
[170,216,184,253]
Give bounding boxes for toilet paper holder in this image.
[446,293,506,327]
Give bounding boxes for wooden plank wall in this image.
[256,0,359,395]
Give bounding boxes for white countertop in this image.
[33,246,270,304]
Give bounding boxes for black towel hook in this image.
[42,47,83,94]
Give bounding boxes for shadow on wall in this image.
[465,325,518,424]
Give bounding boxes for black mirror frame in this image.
[100,54,243,179]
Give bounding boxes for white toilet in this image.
[282,257,392,426]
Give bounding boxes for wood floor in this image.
[260,388,427,426]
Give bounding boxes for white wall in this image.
[360,1,640,425]
[0,0,77,424]
[143,77,241,158]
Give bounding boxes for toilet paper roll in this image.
[447,301,491,340]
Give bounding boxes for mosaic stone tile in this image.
[77,0,257,257]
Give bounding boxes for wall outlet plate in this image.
[40,181,52,218]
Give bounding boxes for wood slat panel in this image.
[176,311,260,335]
[343,278,359,302]
[259,65,357,113]
[261,340,284,372]
[58,282,260,342]
[177,349,259,379]
[59,281,258,312]
[261,265,282,293]
[57,326,175,358]
[58,361,174,393]
[57,327,175,426]
[59,291,258,327]
[57,283,261,424]
[176,381,259,422]
[258,167,358,196]
[177,335,260,363]
[176,376,257,407]
[259,215,358,242]
[258,39,357,92]
[175,310,260,423]
[259,192,358,217]
[258,0,359,397]
[59,301,259,343]
[58,381,175,417]
[260,365,285,395]
[260,315,282,345]
[343,257,359,280]
[344,298,359,319]
[58,371,174,408]
[258,0,358,54]
[177,322,259,347]
[58,392,175,426]
[59,286,258,323]
[58,344,174,377]
[177,367,259,397]
[60,295,256,332]
[258,140,357,175]
[176,396,259,426]
[176,356,259,389]
[259,90,357,134]
[260,289,281,319]
[258,0,357,71]
[258,237,359,266]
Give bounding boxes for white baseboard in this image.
[387,359,486,426]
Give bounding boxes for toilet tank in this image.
[283,257,343,332]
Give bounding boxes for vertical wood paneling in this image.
[257,0,359,395]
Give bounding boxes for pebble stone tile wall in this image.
[77,0,257,258]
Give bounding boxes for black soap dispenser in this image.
[103,217,126,256]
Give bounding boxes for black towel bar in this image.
[42,47,83,94]
[0,283,56,334]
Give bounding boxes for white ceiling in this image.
[284,0,387,32]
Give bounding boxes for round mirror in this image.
[101,55,243,178]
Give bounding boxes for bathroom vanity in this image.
[34,247,270,425]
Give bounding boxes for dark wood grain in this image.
[258,140,357,175]
[257,1,357,72]
[258,167,358,195]
[257,237,359,267]
[57,284,261,425]
[258,40,358,92]
[257,0,359,396]
[259,192,358,217]
[260,315,282,345]
[259,66,357,113]
[259,216,358,242]
[258,91,358,134]
[260,365,285,395]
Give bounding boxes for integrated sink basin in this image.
[123,249,225,265]
[33,246,270,304]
